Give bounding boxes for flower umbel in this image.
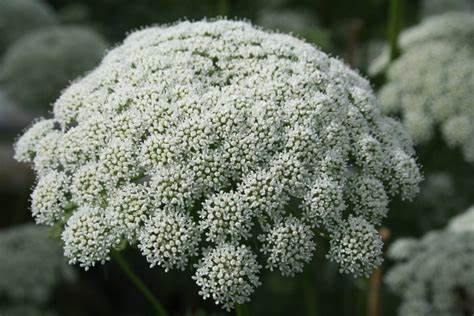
[14,19,421,309]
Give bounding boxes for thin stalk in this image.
[367,228,391,316]
[388,0,403,61]
[367,267,382,316]
[346,19,363,67]
[303,278,317,316]
[112,252,168,316]
[236,304,249,316]
[217,0,229,16]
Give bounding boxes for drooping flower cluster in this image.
[0,0,57,55]
[14,20,421,309]
[0,224,76,309]
[0,26,107,111]
[386,207,474,316]
[372,13,474,162]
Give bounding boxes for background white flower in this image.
[447,205,474,233]
[0,26,107,111]
[0,224,76,305]
[0,0,57,56]
[386,206,474,316]
[372,13,474,162]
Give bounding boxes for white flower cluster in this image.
[0,26,107,111]
[369,13,474,76]
[399,12,474,49]
[14,20,421,309]
[0,224,76,306]
[373,13,474,162]
[193,244,261,311]
[327,216,383,277]
[62,206,122,269]
[261,217,316,276]
[138,210,200,272]
[0,0,57,55]
[448,206,474,233]
[386,207,474,316]
[386,237,418,261]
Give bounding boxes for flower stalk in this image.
[236,304,250,316]
[367,228,391,316]
[217,0,229,16]
[388,0,403,61]
[112,252,168,316]
[303,278,317,316]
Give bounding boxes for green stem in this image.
[388,0,403,61]
[303,279,317,316]
[217,0,229,16]
[236,304,249,316]
[112,252,168,316]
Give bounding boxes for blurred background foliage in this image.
[0,0,472,315]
